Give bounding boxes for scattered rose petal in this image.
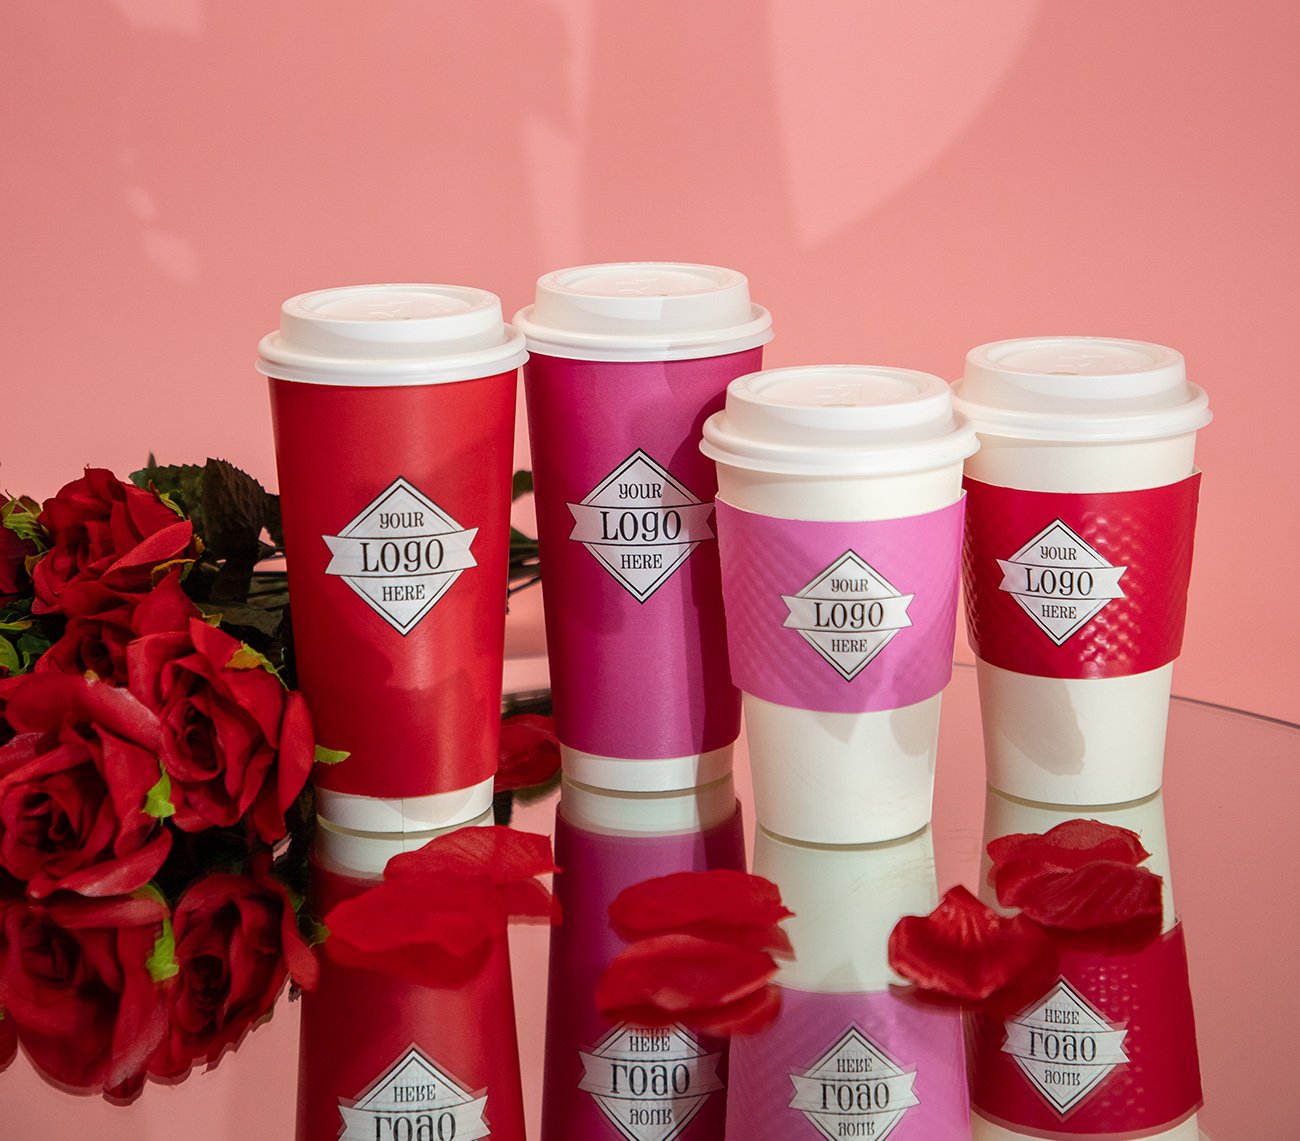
[987,818,1150,872]
[610,870,793,956]
[597,933,780,1036]
[495,714,560,792]
[888,885,1058,1011]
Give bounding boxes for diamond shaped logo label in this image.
[780,551,915,681]
[338,1044,489,1140]
[322,477,477,635]
[996,519,1127,645]
[789,1026,920,1141]
[567,451,716,603]
[1002,978,1130,1115]
[578,1023,724,1141]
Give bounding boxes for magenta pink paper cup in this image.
[516,263,772,792]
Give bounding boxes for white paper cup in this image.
[701,366,976,843]
[953,337,1210,806]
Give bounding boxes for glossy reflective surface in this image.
[2,665,1295,1138]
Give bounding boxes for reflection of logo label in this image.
[578,1023,725,1141]
[789,1026,920,1141]
[996,520,1126,645]
[1002,979,1130,1114]
[567,451,716,602]
[322,477,477,635]
[339,1045,489,1140]
[781,551,914,681]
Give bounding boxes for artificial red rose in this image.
[609,870,794,956]
[596,933,782,1036]
[128,617,313,843]
[0,673,171,898]
[0,1004,15,1072]
[31,468,195,615]
[151,859,318,1078]
[0,892,168,1099]
[495,713,561,793]
[38,571,198,685]
[996,859,1164,943]
[0,518,36,608]
[326,827,559,988]
[987,818,1150,873]
[888,885,1058,1013]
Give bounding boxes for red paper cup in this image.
[261,284,525,832]
[514,264,772,792]
[296,823,526,1141]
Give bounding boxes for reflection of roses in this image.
[151,859,318,1078]
[31,469,194,615]
[0,673,171,898]
[0,893,168,1099]
[129,618,313,843]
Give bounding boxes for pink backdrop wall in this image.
[2,1,1298,1135]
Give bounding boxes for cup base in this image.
[977,660,1171,805]
[745,692,940,845]
[559,743,734,792]
[314,776,495,834]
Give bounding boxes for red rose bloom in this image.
[128,618,313,843]
[38,571,198,685]
[31,469,195,615]
[0,673,171,898]
[0,892,168,1099]
[0,528,32,605]
[151,859,318,1078]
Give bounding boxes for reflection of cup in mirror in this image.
[953,337,1210,806]
[296,813,527,1141]
[969,791,1203,1140]
[262,284,525,834]
[702,365,976,844]
[541,777,746,1141]
[726,826,970,1139]
[515,264,772,793]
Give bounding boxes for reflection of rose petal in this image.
[998,859,1163,940]
[597,933,779,1036]
[495,713,560,792]
[610,869,793,955]
[988,818,1151,871]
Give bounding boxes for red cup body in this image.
[296,859,526,1141]
[523,349,762,764]
[270,373,516,800]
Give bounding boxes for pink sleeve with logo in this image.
[713,498,966,714]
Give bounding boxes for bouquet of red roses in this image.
[0,462,322,1099]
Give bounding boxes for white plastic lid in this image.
[700,364,977,476]
[953,336,1211,442]
[257,283,527,385]
[512,262,772,362]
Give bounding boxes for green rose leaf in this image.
[146,917,181,983]
[226,642,280,676]
[143,772,176,819]
[131,458,206,525]
[1,495,47,549]
[0,639,19,675]
[511,469,534,501]
[314,745,350,766]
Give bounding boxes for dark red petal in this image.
[998,859,1163,938]
[609,870,793,943]
[27,829,172,899]
[887,885,1058,1004]
[494,714,561,792]
[385,826,559,886]
[987,818,1151,871]
[596,933,777,1022]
